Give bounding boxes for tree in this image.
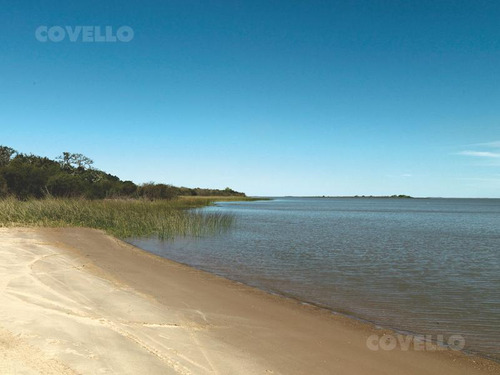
[57,152,94,172]
[0,146,17,167]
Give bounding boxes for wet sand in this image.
[0,227,498,374]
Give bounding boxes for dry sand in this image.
[0,227,498,374]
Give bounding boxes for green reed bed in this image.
[0,197,250,239]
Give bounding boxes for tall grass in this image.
[0,197,256,239]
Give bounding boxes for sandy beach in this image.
[0,227,498,375]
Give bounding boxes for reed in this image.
[0,197,257,239]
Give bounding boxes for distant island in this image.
[315,195,414,199]
[353,194,413,199]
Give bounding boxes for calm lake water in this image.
[129,198,500,361]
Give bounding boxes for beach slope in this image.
[0,227,498,374]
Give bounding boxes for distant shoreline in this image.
[262,196,500,199]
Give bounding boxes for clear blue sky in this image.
[1,1,499,197]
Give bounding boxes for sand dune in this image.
[0,228,498,374]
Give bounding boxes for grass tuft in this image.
[0,196,260,239]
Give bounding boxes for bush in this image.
[47,174,86,197]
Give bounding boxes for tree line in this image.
[0,146,245,200]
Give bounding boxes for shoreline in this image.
[1,227,499,374]
[185,269,498,363]
[131,239,500,365]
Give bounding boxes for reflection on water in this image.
[129,198,500,361]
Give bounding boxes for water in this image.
[129,198,500,361]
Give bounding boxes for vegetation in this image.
[0,146,245,200]
[0,146,259,239]
[0,197,247,239]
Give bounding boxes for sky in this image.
[1,1,500,197]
